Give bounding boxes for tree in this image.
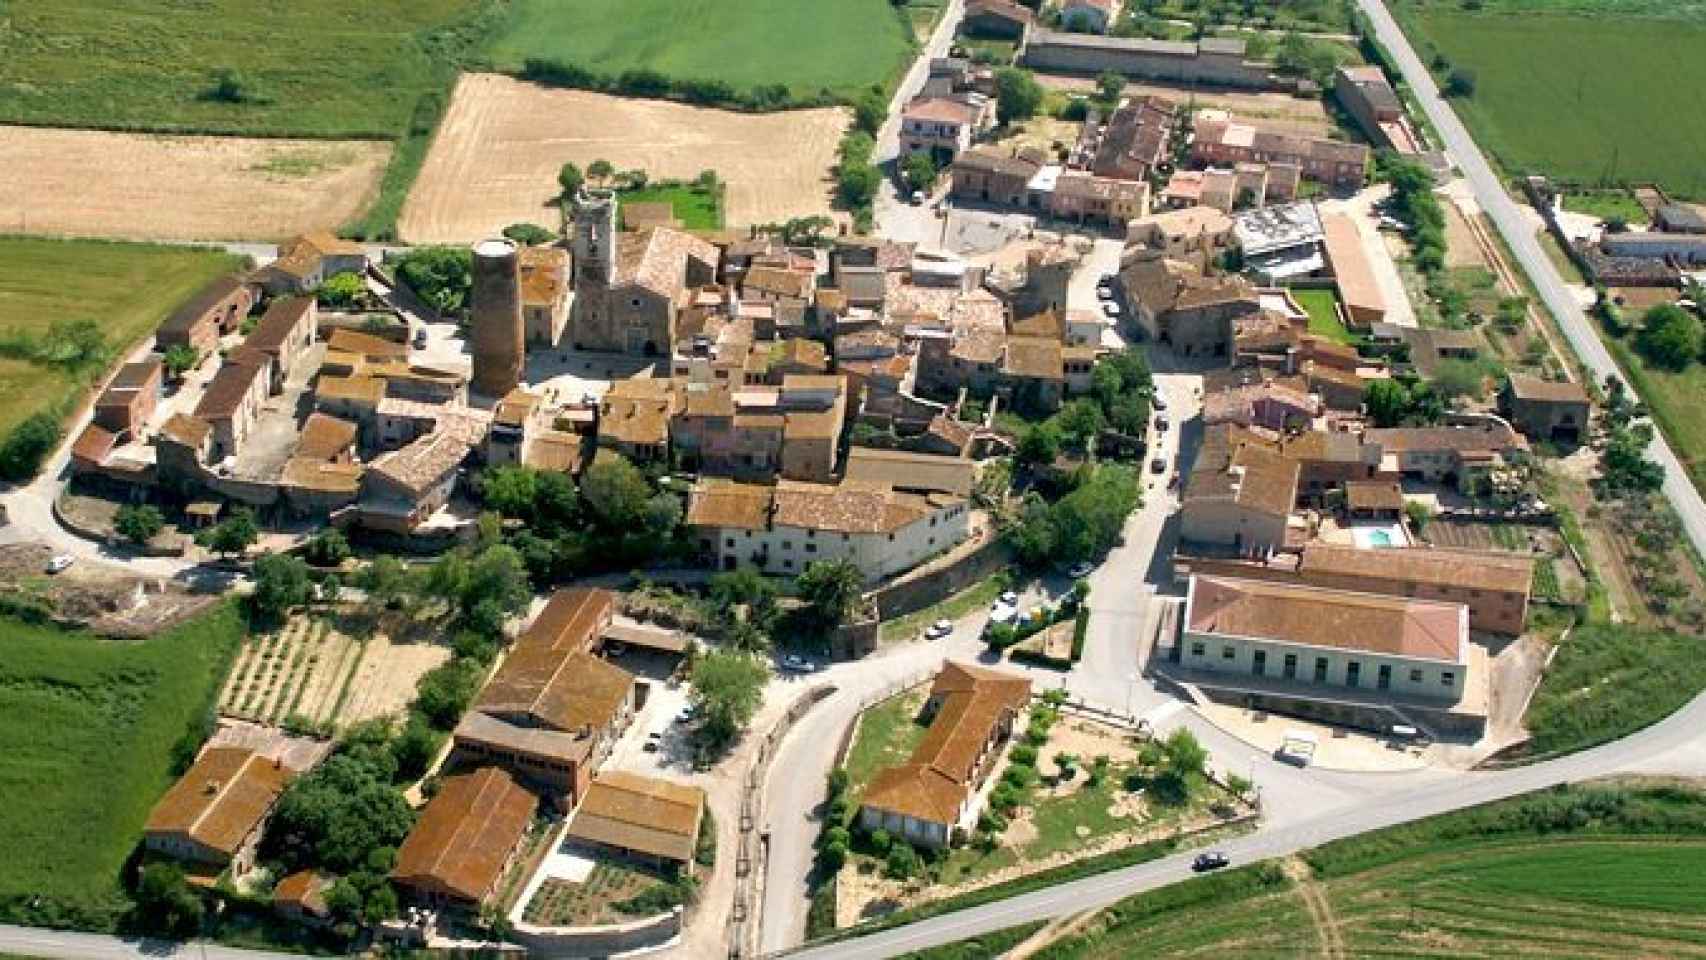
[581,454,652,531]
[316,271,364,309]
[196,508,258,559]
[319,573,342,606]
[1430,358,1487,402]
[390,714,443,781]
[162,343,200,380]
[1095,70,1125,104]
[252,553,312,623]
[995,68,1044,125]
[1365,377,1410,427]
[852,92,886,136]
[902,150,938,192]
[0,412,60,481]
[1056,399,1106,450]
[837,161,881,209]
[358,554,409,611]
[1444,67,1477,98]
[690,651,768,753]
[413,659,483,728]
[266,747,415,873]
[797,559,865,628]
[588,158,615,184]
[206,66,256,104]
[503,222,556,245]
[1636,304,1703,371]
[305,528,351,567]
[557,161,584,199]
[393,246,473,314]
[114,504,164,545]
[884,841,924,880]
[135,863,204,937]
[455,543,531,636]
[1016,421,1061,465]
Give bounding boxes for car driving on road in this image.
[1192,851,1230,872]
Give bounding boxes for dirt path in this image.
[0,125,388,242]
[1282,857,1345,960]
[1006,909,1103,960]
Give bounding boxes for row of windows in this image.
[1192,643,1456,689]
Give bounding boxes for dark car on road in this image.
[1192,851,1230,872]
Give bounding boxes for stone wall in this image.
[869,535,1010,621]
[508,909,682,958]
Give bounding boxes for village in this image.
[6,0,1706,958]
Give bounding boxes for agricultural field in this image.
[0,237,243,440]
[0,127,390,242]
[1396,1,1706,195]
[399,76,847,241]
[0,0,485,137]
[1015,783,1706,958]
[218,612,450,733]
[486,0,914,99]
[0,603,245,927]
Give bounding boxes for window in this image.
[782,559,793,569]
[806,544,817,553]
[1409,668,1423,684]
[1252,650,1266,677]
[1282,653,1297,679]
[1441,672,1456,687]
[1345,661,1361,688]
[725,538,735,548]
[781,541,792,550]
[1313,657,1329,684]
[1221,645,1235,660]
[1190,642,1206,657]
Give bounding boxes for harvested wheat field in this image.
[0,125,390,241]
[399,74,848,242]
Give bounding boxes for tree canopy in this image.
[252,552,313,623]
[1636,304,1703,371]
[995,68,1044,125]
[114,504,164,545]
[690,651,768,755]
[797,559,865,628]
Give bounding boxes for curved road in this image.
[1352,0,1706,557]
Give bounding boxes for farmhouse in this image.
[156,275,255,360]
[356,430,472,533]
[143,747,293,881]
[1179,575,1484,733]
[451,588,634,804]
[1364,422,1527,491]
[93,358,163,437]
[392,767,538,912]
[1090,96,1176,182]
[949,148,1044,207]
[255,232,369,295]
[962,0,1033,38]
[858,662,1031,850]
[1127,206,1235,259]
[245,297,319,392]
[1022,32,1274,89]
[1333,65,1421,154]
[194,349,273,463]
[1501,374,1590,443]
[685,478,971,581]
[565,771,708,871]
[1191,113,1369,190]
[900,95,993,159]
[1298,543,1533,636]
[1180,423,1300,555]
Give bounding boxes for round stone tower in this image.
[469,237,525,398]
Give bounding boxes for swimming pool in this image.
[1350,525,1405,549]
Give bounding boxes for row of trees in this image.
[1008,464,1142,567]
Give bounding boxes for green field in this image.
[1398,2,1706,195]
[1525,622,1706,756]
[0,604,245,928]
[487,0,914,97]
[1291,288,1355,344]
[0,238,242,438]
[619,185,724,231]
[1603,332,1706,492]
[1020,783,1706,958]
[0,0,488,137]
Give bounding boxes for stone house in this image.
[564,772,708,872]
[1501,374,1590,443]
[900,96,990,160]
[519,245,571,347]
[962,0,1033,37]
[1191,114,1369,189]
[93,358,163,437]
[1126,206,1235,259]
[157,275,254,361]
[1297,543,1533,636]
[193,348,273,462]
[356,431,472,533]
[949,148,1043,207]
[392,767,538,912]
[143,747,293,882]
[1180,424,1299,554]
[1091,96,1175,182]
[245,296,319,392]
[255,232,368,296]
[1364,422,1527,491]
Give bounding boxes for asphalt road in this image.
[0,925,302,960]
[1352,0,1706,557]
[782,684,1706,960]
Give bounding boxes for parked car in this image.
[911,190,926,205]
[781,654,817,674]
[1168,472,1182,491]
[1101,301,1121,318]
[999,590,1018,605]
[1151,393,1168,412]
[1096,286,1113,301]
[412,327,428,349]
[1150,456,1167,474]
[1192,851,1231,872]
[989,602,1018,625]
[1067,560,1094,579]
[1154,415,1170,432]
[676,705,698,724]
[45,555,74,575]
[926,618,954,640]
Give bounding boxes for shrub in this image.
[884,841,924,880]
[0,412,60,481]
[1009,743,1039,766]
[869,828,892,855]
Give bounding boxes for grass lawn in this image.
[0,237,243,439]
[619,184,723,231]
[1523,622,1706,756]
[844,688,930,797]
[1537,228,1588,284]
[0,0,487,137]
[1562,191,1650,226]
[487,0,915,98]
[1021,782,1706,958]
[882,575,1008,644]
[1398,4,1706,196]
[0,603,245,928]
[1290,288,1354,344]
[1601,333,1706,492]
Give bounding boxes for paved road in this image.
[1353,0,1706,557]
[0,925,301,960]
[783,684,1706,960]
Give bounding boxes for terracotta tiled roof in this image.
[160,413,213,448]
[493,388,542,427]
[1365,423,1525,456]
[145,747,292,858]
[326,328,407,361]
[1183,424,1299,519]
[618,227,719,300]
[366,431,471,495]
[1188,575,1466,663]
[161,275,248,336]
[845,447,974,497]
[282,457,363,494]
[246,297,312,354]
[1003,336,1064,380]
[1507,373,1588,404]
[862,662,1030,827]
[273,870,331,916]
[1301,544,1534,595]
[743,265,814,300]
[295,412,358,461]
[904,97,982,125]
[1345,479,1404,511]
[316,374,385,405]
[686,480,774,530]
[393,767,537,906]
[71,424,117,465]
[600,377,678,447]
[518,245,569,306]
[771,479,957,535]
[477,591,633,735]
[952,148,1043,180]
[526,430,585,473]
[518,588,615,656]
[195,352,269,421]
[566,771,706,864]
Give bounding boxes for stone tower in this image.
[572,188,618,289]
[469,238,525,398]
